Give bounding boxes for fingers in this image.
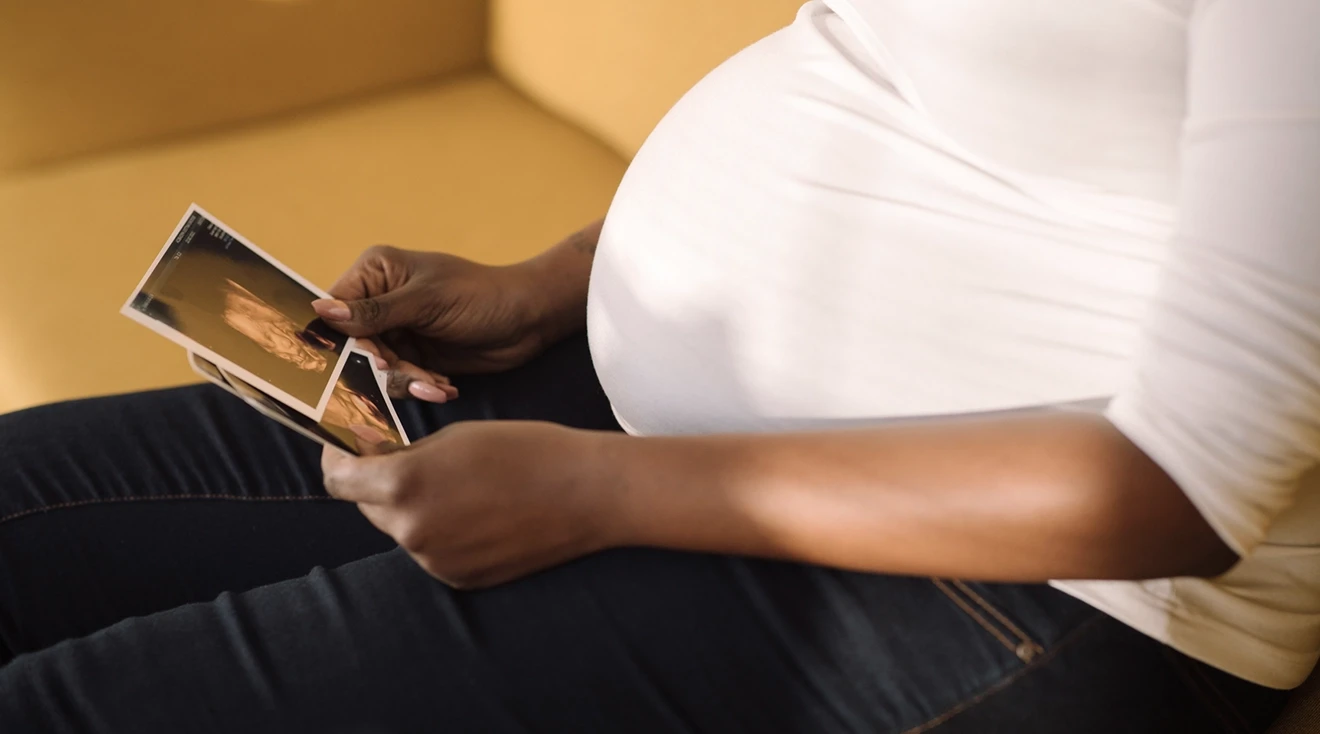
[323,435,428,567]
[326,244,412,303]
[354,501,398,543]
[316,246,425,337]
[321,444,405,504]
[351,338,393,371]
[383,368,417,398]
[409,381,456,402]
[311,290,413,337]
[322,441,428,549]
[384,360,459,403]
[318,244,458,401]
[355,337,458,403]
[349,425,405,456]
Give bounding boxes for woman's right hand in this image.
[312,244,578,403]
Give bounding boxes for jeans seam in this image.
[931,578,1020,656]
[950,580,1041,654]
[0,494,338,527]
[901,612,1106,734]
[1162,647,1251,734]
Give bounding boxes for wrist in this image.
[513,259,587,349]
[581,431,764,556]
[512,220,603,349]
[576,430,637,551]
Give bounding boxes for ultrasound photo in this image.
[124,205,351,419]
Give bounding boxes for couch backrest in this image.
[490,0,806,159]
[0,0,487,173]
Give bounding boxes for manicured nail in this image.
[348,425,398,455]
[409,381,448,402]
[311,299,351,321]
[348,424,384,442]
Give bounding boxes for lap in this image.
[0,333,616,659]
[0,334,1285,732]
[0,543,1274,733]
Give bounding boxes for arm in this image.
[322,409,1233,589]
[596,411,1235,583]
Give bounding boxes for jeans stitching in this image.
[1162,647,1250,734]
[0,494,338,527]
[950,580,1041,653]
[901,612,1106,734]
[931,578,1019,655]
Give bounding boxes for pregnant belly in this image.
[586,5,1174,436]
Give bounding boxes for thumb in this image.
[311,289,415,337]
[349,425,405,456]
[321,444,405,504]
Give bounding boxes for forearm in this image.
[518,218,603,347]
[593,411,1237,582]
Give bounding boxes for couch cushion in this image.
[0,74,625,413]
[490,0,806,159]
[0,0,487,172]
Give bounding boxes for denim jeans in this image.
[0,334,1289,732]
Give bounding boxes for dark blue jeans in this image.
[0,335,1289,732]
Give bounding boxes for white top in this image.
[585,0,1320,689]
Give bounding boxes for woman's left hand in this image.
[321,421,619,588]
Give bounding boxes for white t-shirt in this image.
[585,0,1320,689]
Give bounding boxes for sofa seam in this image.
[0,494,338,526]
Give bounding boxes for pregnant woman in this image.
[1,1,1315,731]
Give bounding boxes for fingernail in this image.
[409,381,448,402]
[349,424,389,445]
[374,355,389,370]
[349,425,398,456]
[311,299,351,321]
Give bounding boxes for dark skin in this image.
[314,219,1238,590]
[314,220,603,402]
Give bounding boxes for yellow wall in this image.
[491,0,805,158]
[0,0,488,172]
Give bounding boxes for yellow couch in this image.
[0,0,801,413]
